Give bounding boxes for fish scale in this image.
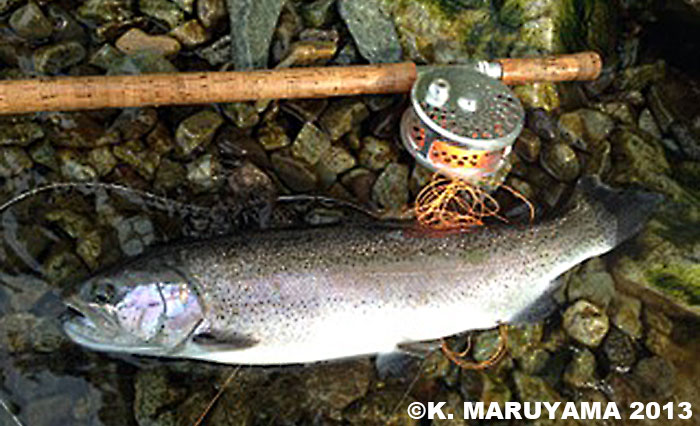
[63,178,661,365]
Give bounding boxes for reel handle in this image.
[497,51,602,85]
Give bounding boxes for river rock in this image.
[115,28,181,56]
[139,0,184,28]
[338,0,402,64]
[175,109,224,156]
[9,1,53,40]
[258,120,290,151]
[33,41,86,74]
[562,300,610,347]
[0,121,44,146]
[319,99,369,141]
[563,348,596,388]
[198,0,226,28]
[0,147,32,178]
[372,162,408,210]
[611,294,643,339]
[222,102,260,129]
[291,122,331,166]
[567,259,616,309]
[171,19,210,48]
[271,151,317,192]
[186,153,221,193]
[602,328,636,371]
[226,0,284,69]
[540,142,580,182]
[300,0,336,28]
[358,136,397,171]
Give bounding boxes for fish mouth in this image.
[63,296,123,348]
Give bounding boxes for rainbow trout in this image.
[63,178,660,365]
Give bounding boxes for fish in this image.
[63,177,661,365]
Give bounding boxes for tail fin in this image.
[577,176,663,244]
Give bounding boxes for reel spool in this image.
[400,65,525,191]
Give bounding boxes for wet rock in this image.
[506,323,543,359]
[115,28,180,57]
[513,371,565,420]
[514,128,541,162]
[45,112,118,148]
[186,153,221,193]
[227,160,275,207]
[669,121,700,161]
[77,0,133,24]
[89,43,125,70]
[0,0,23,14]
[611,294,643,339]
[113,140,161,180]
[171,19,210,48]
[198,0,226,29]
[173,0,194,13]
[222,102,259,129]
[0,146,32,177]
[9,1,52,40]
[343,390,418,426]
[86,147,116,177]
[643,308,673,356]
[153,158,186,191]
[616,60,666,92]
[112,108,159,141]
[567,259,616,309]
[609,127,686,201]
[341,168,375,204]
[316,145,356,187]
[563,300,609,347]
[0,121,44,146]
[519,348,550,375]
[632,356,675,400]
[291,122,331,166]
[106,51,178,74]
[339,0,402,64]
[134,367,186,426]
[372,162,408,210]
[595,101,636,125]
[563,348,596,389]
[305,360,371,418]
[276,40,337,68]
[513,83,560,112]
[472,329,502,362]
[33,41,86,74]
[319,99,369,141]
[602,328,636,371]
[258,120,290,151]
[638,108,662,139]
[409,164,433,196]
[116,215,155,257]
[139,0,184,28]
[584,139,611,177]
[283,99,328,123]
[526,108,557,141]
[175,110,224,156]
[196,34,231,66]
[301,0,336,28]
[358,136,397,171]
[0,313,36,353]
[76,230,102,270]
[43,246,88,285]
[646,85,675,133]
[271,151,317,192]
[540,142,580,182]
[579,109,615,146]
[226,0,283,69]
[270,3,302,64]
[145,121,175,155]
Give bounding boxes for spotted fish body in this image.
[64,178,660,365]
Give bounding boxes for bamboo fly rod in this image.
[0,52,602,115]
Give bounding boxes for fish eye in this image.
[92,281,116,304]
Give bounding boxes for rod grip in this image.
[0,62,417,115]
[497,52,602,85]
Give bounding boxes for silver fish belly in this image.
[63,178,661,364]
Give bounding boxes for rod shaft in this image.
[0,52,602,114]
[0,62,418,114]
[498,52,602,85]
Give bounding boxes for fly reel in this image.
[400,64,525,191]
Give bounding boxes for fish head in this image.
[63,263,205,356]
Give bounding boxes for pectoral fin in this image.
[191,331,259,351]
